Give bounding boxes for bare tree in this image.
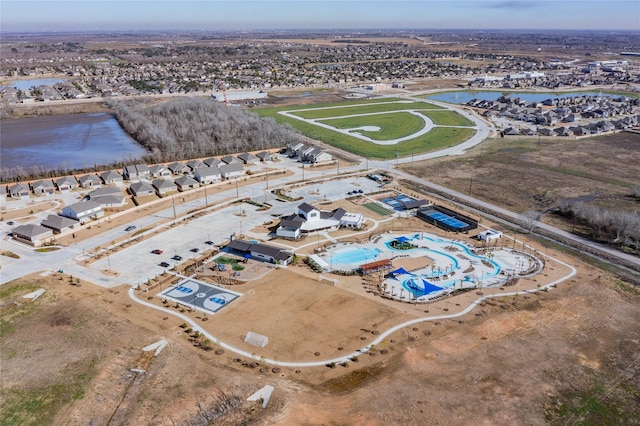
[522,210,543,234]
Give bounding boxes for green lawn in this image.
[287,100,443,120]
[319,112,426,141]
[362,202,393,216]
[419,110,475,126]
[254,99,476,159]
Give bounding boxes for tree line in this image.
[557,194,640,254]
[108,97,296,164]
[0,97,297,183]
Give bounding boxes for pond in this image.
[1,113,148,176]
[425,90,608,104]
[2,78,67,90]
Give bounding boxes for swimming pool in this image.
[330,247,383,265]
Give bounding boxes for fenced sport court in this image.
[420,209,468,229]
[160,278,241,314]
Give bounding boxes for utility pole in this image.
[172,195,176,219]
[204,184,208,206]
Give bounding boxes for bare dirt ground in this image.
[401,133,640,237]
[3,223,640,425]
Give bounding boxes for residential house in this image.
[55,176,78,192]
[203,157,222,168]
[11,224,53,247]
[129,181,155,197]
[7,183,30,199]
[123,164,150,181]
[168,162,189,175]
[537,127,554,136]
[88,187,126,207]
[174,175,199,191]
[305,148,333,164]
[100,170,123,185]
[41,214,79,234]
[152,179,177,196]
[502,127,520,136]
[219,163,244,180]
[186,159,205,172]
[60,201,104,224]
[256,151,274,162]
[31,180,55,196]
[194,166,222,184]
[220,155,242,165]
[149,164,171,178]
[78,174,102,189]
[237,152,260,165]
[286,142,305,157]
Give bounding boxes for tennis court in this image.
[381,194,418,210]
[160,278,241,314]
[422,210,469,229]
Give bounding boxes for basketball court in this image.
[160,277,241,314]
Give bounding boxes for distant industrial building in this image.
[211,90,267,103]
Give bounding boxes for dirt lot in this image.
[2,230,640,425]
[402,132,640,236]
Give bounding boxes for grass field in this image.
[287,99,443,120]
[319,112,426,141]
[254,98,476,159]
[420,110,475,126]
[362,202,393,216]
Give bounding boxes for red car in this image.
[151,249,163,255]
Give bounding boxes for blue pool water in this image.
[331,247,382,265]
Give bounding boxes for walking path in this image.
[128,250,576,368]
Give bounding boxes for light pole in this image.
[235,177,239,198]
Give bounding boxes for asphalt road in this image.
[2,97,637,287]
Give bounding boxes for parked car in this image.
[151,249,163,255]
[204,240,214,245]
[6,221,14,225]
[159,262,170,267]
[190,248,199,253]
[172,255,183,261]
[125,225,136,232]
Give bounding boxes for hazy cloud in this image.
[487,1,539,9]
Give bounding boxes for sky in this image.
[1,0,639,32]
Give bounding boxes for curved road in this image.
[6,92,636,369]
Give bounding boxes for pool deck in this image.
[320,232,541,302]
